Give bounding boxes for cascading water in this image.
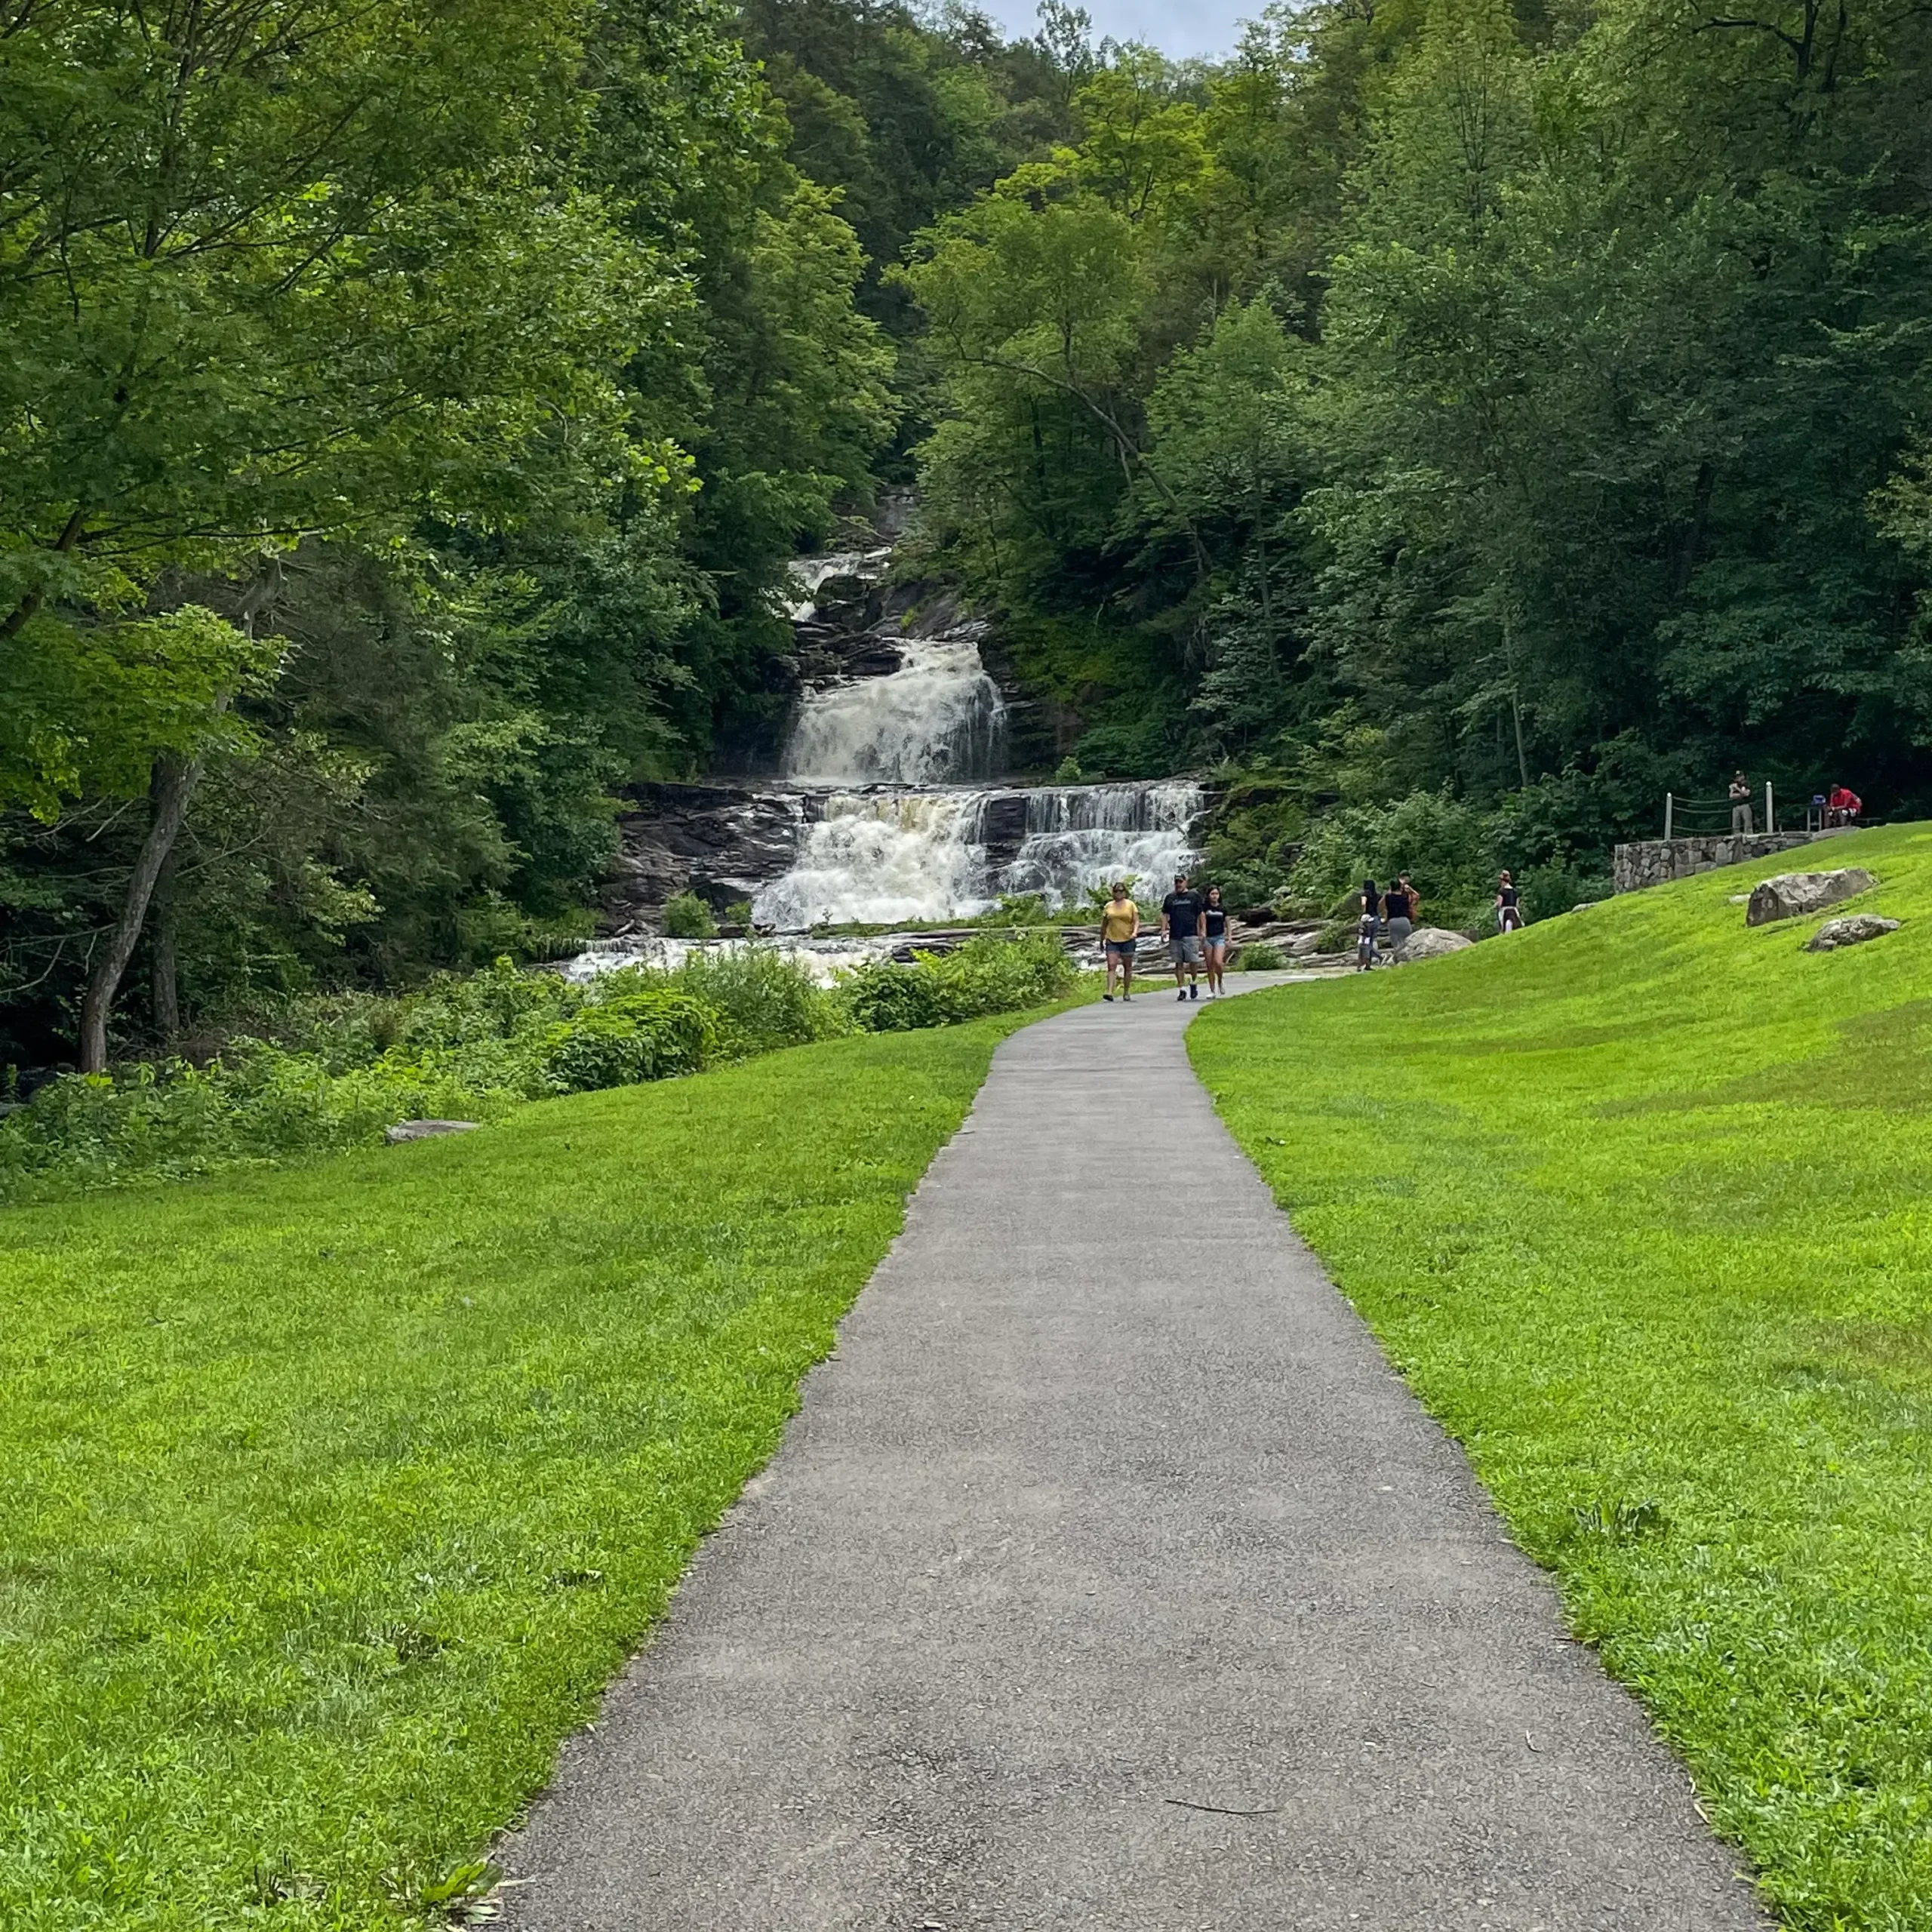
[781,628,1005,785]
[998,781,1205,908]
[752,792,990,930]
[568,533,1208,950]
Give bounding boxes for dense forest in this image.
[5,0,1930,1067]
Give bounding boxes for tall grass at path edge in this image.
[0,1011,1066,1931]
[1191,822,1932,1932]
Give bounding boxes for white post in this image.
[1765,781,1774,837]
[1664,791,1673,840]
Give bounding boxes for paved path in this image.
[502,986,1765,1932]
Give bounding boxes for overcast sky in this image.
[974,0,1251,62]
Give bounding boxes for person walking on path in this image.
[1099,881,1139,1003]
[1729,772,1754,837]
[1161,872,1206,1001]
[1384,875,1416,953]
[1356,905,1379,971]
[1201,886,1230,996]
[1496,871,1524,933]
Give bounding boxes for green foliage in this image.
[538,989,716,1093]
[1234,940,1287,970]
[1192,821,1932,1928]
[662,946,848,1058]
[661,891,719,939]
[900,2,1932,856]
[1291,789,1500,927]
[0,1016,1042,1930]
[840,931,1078,1032]
[0,928,1084,1201]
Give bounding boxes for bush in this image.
[662,947,846,1059]
[1292,789,1500,931]
[841,932,1078,1033]
[538,989,715,1093]
[1314,921,1356,954]
[661,891,718,939]
[1236,941,1287,971]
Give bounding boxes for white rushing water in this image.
[752,792,989,930]
[749,780,1204,929]
[999,781,1206,907]
[783,629,1005,786]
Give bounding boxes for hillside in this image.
[1192,824,1932,1930]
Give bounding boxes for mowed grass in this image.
[0,1016,1041,1931]
[1191,823,1932,1932]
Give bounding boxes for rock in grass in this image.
[1746,869,1875,926]
[1395,927,1475,963]
[384,1119,480,1144]
[1805,914,1900,952]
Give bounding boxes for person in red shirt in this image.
[1827,783,1862,826]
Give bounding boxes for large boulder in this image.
[1804,913,1900,952]
[385,1118,479,1144]
[1395,926,1475,963]
[1746,868,1875,926]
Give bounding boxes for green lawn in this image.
[0,1016,1041,1932]
[1191,823,1932,1932]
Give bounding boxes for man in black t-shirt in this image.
[1161,872,1206,1001]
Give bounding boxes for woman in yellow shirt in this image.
[1100,881,1140,1001]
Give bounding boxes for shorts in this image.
[1170,934,1204,965]
[1104,937,1137,955]
[1204,934,1228,954]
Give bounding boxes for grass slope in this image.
[1191,823,1932,1932]
[0,1016,1039,1932]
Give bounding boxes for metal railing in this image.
[1661,784,1776,838]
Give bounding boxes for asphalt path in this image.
[501,978,1767,1931]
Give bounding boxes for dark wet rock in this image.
[603,783,808,923]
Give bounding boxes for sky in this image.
[974,0,1251,62]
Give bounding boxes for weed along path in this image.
[501,989,1764,1932]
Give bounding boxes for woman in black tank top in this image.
[1202,886,1229,996]
[1496,871,1524,932]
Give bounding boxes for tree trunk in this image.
[78,755,203,1074]
[150,839,182,1042]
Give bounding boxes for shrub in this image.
[1315,921,1356,954]
[664,947,845,1059]
[841,932,1077,1033]
[538,989,715,1093]
[1236,941,1287,971]
[661,891,718,939]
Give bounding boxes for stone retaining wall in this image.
[1612,831,1826,894]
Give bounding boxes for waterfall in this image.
[752,793,989,930]
[569,530,1209,958]
[749,781,1204,930]
[782,629,1005,786]
[998,782,1206,909]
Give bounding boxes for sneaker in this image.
[1176,989,1187,1001]
[1189,983,1199,1000]
[1103,993,1114,1002]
